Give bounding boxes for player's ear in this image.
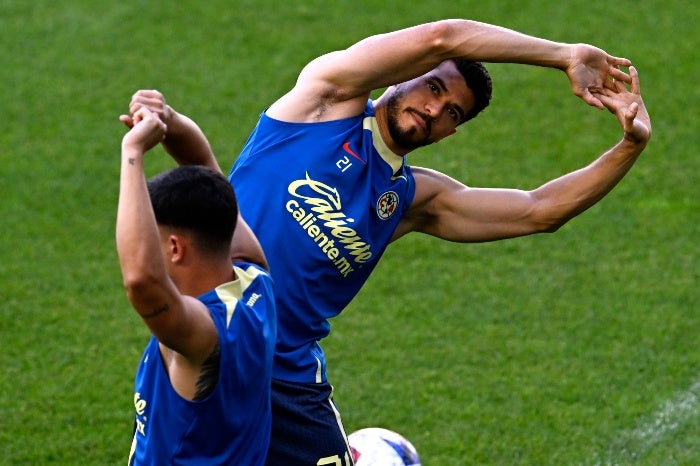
[168,234,186,264]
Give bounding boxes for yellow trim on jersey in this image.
[363,116,405,177]
[215,265,266,327]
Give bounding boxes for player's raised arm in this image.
[117,108,217,363]
[268,19,631,122]
[230,214,269,270]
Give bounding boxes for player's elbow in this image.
[418,20,463,57]
[527,206,572,234]
[420,19,483,58]
[525,193,580,234]
[531,212,576,234]
[122,271,160,302]
[540,221,566,234]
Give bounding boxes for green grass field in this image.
[1,1,697,464]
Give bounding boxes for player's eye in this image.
[448,107,458,121]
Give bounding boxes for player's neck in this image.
[178,259,236,297]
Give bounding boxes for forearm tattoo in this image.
[141,303,169,319]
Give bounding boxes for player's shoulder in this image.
[411,165,465,187]
[266,70,371,123]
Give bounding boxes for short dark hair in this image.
[147,165,238,256]
[449,59,492,124]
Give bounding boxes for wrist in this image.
[162,105,176,125]
[121,145,145,163]
[622,132,649,148]
[526,41,572,70]
[554,43,575,71]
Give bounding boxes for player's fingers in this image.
[131,89,160,101]
[129,100,146,115]
[625,102,639,122]
[581,88,605,110]
[604,77,617,91]
[131,106,151,125]
[139,89,162,98]
[608,55,632,68]
[609,66,632,84]
[119,115,134,128]
[612,77,626,93]
[622,102,640,135]
[628,66,641,95]
[146,112,167,139]
[150,111,167,128]
[591,91,615,114]
[129,97,165,117]
[134,90,165,108]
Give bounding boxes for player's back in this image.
[129,264,276,465]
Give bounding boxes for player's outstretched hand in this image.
[121,107,167,153]
[565,44,633,109]
[119,90,172,129]
[594,66,651,146]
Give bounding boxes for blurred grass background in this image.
[0,0,697,464]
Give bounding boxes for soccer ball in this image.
[348,427,421,466]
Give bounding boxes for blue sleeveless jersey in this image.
[229,102,415,383]
[129,263,276,466]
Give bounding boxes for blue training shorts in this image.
[266,378,354,466]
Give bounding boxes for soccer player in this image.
[117,107,276,465]
[126,19,651,465]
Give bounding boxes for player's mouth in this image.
[408,109,430,136]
